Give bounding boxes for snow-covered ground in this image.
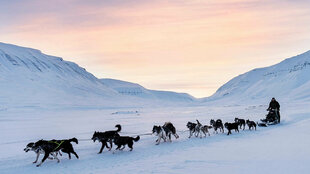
[1,100,309,174]
[1,43,310,174]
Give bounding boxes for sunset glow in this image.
[1,0,310,97]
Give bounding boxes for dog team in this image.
[24,117,256,167]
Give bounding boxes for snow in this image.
[0,42,196,110]
[1,102,310,174]
[1,42,310,173]
[204,50,310,103]
[101,78,196,102]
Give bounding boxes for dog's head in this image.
[210,119,215,125]
[234,118,239,122]
[152,125,160,134]
[224,122,229,128]
[187,122,194,129]
[92,131,99,142]
[24,142,35,152]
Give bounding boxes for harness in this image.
[48,140,65,151]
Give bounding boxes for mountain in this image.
[0,42,127,109]
[100,78,196,102]
[204,50,310,103]
[0,42,196,109]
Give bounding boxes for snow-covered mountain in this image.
[0,42,196,109]
[100,78,196,102]
[0,42,129,109]
[204,50,310,103]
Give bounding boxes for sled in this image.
[258,109,280,127]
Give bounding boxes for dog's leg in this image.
[98,142,105,154]
[72,151,79,159]
[109,139,113,151]
[51,153,60,163]
[128,142,133,151]
[120,146,125,150]
[33,152,40,163]
[156,137,160,145]
[201,130,205,138]
[68,152,71,159]
[169,133,172,142]
[47,152,54,160]
[162,132,167,142]
[156,135,161,145]
[113,145,121,154]
[37,152,49,167]
[174,133,179,139]
[189,130,192,138]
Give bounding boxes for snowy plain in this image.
[1,100,310,174]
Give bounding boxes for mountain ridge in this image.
[204,50,310,103]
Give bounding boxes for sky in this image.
[1,0,310,98]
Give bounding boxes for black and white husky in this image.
[152,122,179,145]
[210,119,224,133]
[24,142,59,164]
[186,121,199,138]
[92,124,122,153]
[24,138,78,167]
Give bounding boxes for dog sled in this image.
[258,109,280,127]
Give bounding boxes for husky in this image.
[27,138,78,167]
[153,122,179,145]
[92,124,121,153]
[186,121,199,138]
[224,122,239,135]
[210,119,224,133]
[152,125,167,145]
[234,118,246,130]
[196,120,212,138]
[113,134,140,152]
[246,119,257,130]
[162,122,179,141]
[24,142,58,164]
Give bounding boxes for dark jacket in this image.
[268,100,280,110]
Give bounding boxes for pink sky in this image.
[1,0,310,97]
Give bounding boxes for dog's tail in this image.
[69,137,79,144]
[133,136,140,142]
[115,124,122,132]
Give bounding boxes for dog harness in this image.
[48,140,65,151]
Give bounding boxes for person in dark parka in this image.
[267,97,280,123]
